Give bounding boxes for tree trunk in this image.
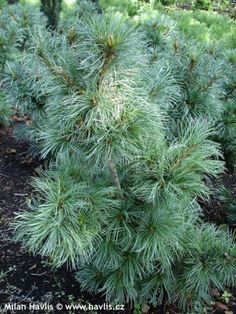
[40,0,62,30]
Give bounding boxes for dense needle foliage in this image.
[0,2,46,125]
[136,7,236,171]
[1,0,236,311]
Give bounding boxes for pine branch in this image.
[36,47,82,93]
[200,75,220,93]
[108,158,122,197]
[97,37,115,88]
[169,144,197,172]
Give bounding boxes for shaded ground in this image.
[0,125,236,314]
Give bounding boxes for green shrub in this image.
[9,7,236,311]
[194,0,212,10]
[0,3,47,126]
[136,7,236,172]
[0,0,6,8]
[138,11,236,172]
[169,10,236,49]
[159,0,176,6]
[99,0,139,16]
[0,3,46,72]
[0,91,11,126]
[218,187,236,224]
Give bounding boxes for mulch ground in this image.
[0,124,236,314]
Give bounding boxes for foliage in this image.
[217,49,236,172]
[59,0,100,35]
[194,0,212,11]
[218,187,236,225]
[221,290,232,304]
[0,91,11,126]
[216,100,236,173]
[14,160,109,268]
[99,0,139,16]
[106,4,235,171]
[0,3,46,54]
[99,0,236,49]
[3,54,49,151]
[169,10,236,49]
[0,3,46,126]
[98,0,234,15]
[158,0,176,6]
[0,6,19,72]
[0,0,6,8]
[8,5,236,311]
[134,6,236,172]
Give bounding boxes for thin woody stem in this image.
[108,158,123,196]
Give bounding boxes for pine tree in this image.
[0,3,47,126]
[5,4,236,311]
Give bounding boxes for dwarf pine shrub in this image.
[0,3,47,126]
[194,0,212,10]
[137,8,236,172]
[7,4,236,311]
[169,10,236,49]
[0,3,46,68]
